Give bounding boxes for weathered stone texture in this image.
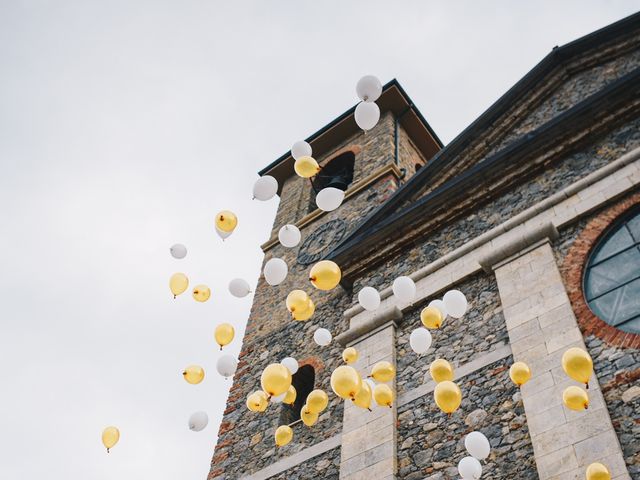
[555,213,640,477]
[397,122,427,179]
[396,274,508,395]
[489,47,640,156]
[269,447,341,480]
[397,356,537,479]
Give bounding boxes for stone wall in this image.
[397,355,536,479]
[396,273,508,396]
[554,204,640,478]
[269,447,341,480]
[397,121,427,179]
[488,46,640,156]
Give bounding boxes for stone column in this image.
[492,241,630,480]
[339,323,397,480]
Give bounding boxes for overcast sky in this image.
[0,2,637,479]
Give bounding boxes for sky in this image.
[0,1,637,479]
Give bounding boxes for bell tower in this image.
[208,80,441,480]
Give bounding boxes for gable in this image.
[328,12,640,283]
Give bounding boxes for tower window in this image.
[583,206,640,334]
[280,365,315,425]
[309,152,355,212]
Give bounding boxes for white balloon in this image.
[356,75,383,102]
[270,392,286,403]
[428,299,448,319]
[313,328,332,347]
[216,226,232,240]
[253,176,278,201]
[188,411,208,432]
[392,276,416,303]
[464,431,491,460]
[458,456,482,479]
[291,140,312,160]
[170,243,187,259]
[316,187,345,212]
[278,224,301,248]
[358,286,381,311]
[280,357,299,375]
[365,378,377,390]
[409,328,433,355]
[228,278,251,298]
[216,354,237,378]
[443,289,468,318]
[263,257,288,285]
[355,101,380,131]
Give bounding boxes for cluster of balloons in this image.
[457,431,491,479]
[355,75,382,131]
[291,139,345,212]
[561,347,593,411]
[246,358,330,447]
[508,349,608,479]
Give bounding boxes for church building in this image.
[210,12,640,479]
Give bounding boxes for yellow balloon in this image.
[292,298,315,321]
[562,347,593,387]
[585,462,611,480]
[192,285,211,302]
[309,260,342,291]
[275,425,293,447]
[373,383,394,408]
[429,359,454,383]
[286,290,310,314]
[330,365,362,400]
[420,306,443,329]
[246,391,269,412]
[434,380,462,414]
[342,347,358,364]
[260,363,292,397]
[509,362,531,387]
[215,210,238,233]
[169,273,189,298]
[371,361,396,383]
[294,156,320,178]
[563,385,589,411]
[183,365,205,384]
[214,323,235,349]
[300,405,319,426]
[306,389,329,414]
[354,380,372,410]
[283,385,297,405]
[101,426,120,453]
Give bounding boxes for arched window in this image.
[280,365,315,425]
[584,206,640,334]
[309,152,355,212]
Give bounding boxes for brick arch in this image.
[318,145,362,167]
[561,192,640,348]
[298,356,325,373]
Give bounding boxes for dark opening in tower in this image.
[308,151,355,212]
[280,364,315,424]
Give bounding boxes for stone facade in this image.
[211,15,640,480]
[397,355,536,480]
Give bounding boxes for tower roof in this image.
[258,79,443,192]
